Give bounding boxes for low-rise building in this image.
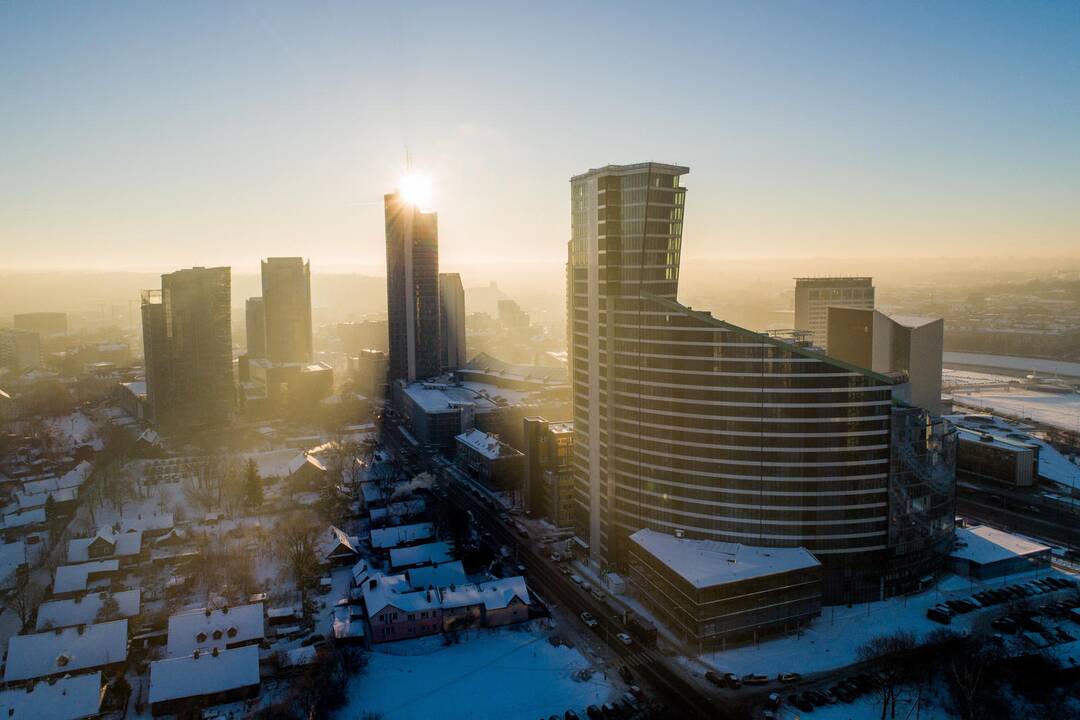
[454,429,524,494]
[627,529,822,649]
[165,603,264,658]
[950,525,1051,579]
[67,530,143,565]
[389,541,454,571]
[36,589,141,631]
[53,559,120,597]
[0,671,103,719]
[3,619,128,683]
[320,525,361,565]
[522,417,574,526]
[148,645,260,717]
[370,522,435,550]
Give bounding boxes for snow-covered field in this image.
[942,368,1018,388]
[340,624,614,719]
[950,388,1080,433]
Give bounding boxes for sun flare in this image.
[399,173,433,209]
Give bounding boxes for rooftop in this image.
[0,671,103,720]
[35,589,141,632]
[628,528,821,589]
[571,162,689,181]
[3,619,128,682]
[389,541,454,569]
[166,603,264,658]
[149,645,260,705]
[370,522,435,550]
[951,525,1050,566]
[53,559,119,595]
[455,428,522,460]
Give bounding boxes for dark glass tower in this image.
[245,297,266,358]
[385,190,440,382]
[439,272,466,371]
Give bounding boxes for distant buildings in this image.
[439,272,467,371]
[13,311,67,336]
[497,298,530,329]
[261,257,313,364]
[522,417,574,527]
[245,297,266,357]
[0,329,41,372]
[828,308,944,415]
[567,162,955,603]
[385,188,441,382]
[141,267,234,434]
[352,348,389,401]
[794,276,875,350]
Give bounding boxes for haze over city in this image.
[2,4,1080,720]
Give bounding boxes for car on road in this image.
[778,672,802,683]
[704,671,725,688]
[580,611,599,628]
[722,672,741,689]
[615,632,633,646]
[570,574,584,585]
[590,588,606,601]
[559,565,573,576]
[788,694,813,713]
[742,673,769,685]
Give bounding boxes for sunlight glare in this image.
[400,173,433,209]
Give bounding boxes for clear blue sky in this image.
[2,1,1078,274]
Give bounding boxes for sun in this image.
[399,173,433,209]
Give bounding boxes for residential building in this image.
[245,297,266,357]
[53,559,120,597]
[522,417,574,527]
[165,603,264,658]
[0,329,41,371]
[370,522,435,550]
[950,525,1051,579]
[627,529,822,648]
[36,589,141,631]
[3,619,128,683]
[568,163,955,603]
[13,312,67,336]
[0,672,102,719]
[440,272,467,371]
[141,267,234,434]
[828,308,944,415]
[454,428,524,493]
[261,257,313,364]
[794,276,875,350]
[385,188,440,382]
[149,646,260,717]
[389,541,454,571]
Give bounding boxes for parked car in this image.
[629,685,645,701]
[580,611,599,628]
[742,673,769,685]
[723,672,742,689]
[788,694,813,713]
[591,588,606,601]
[615,632,633,646]
[778,672,802,683]
[704,671,725,688]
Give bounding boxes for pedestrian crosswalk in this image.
[621,651,654,669]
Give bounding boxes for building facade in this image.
[141,267,234,434]
[261,257,313,364]
[385,190,440,382]
[13,312,67,336]
[454,428,524,493]
[522,417,575,527]
[567,163,954,603]
[0,330,41,372]
[794,277,875,350]
[244,297,266,358]
[439,272,467,371]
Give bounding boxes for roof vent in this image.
[193,649,200,659]
[211,647,219,657]
[205,608,212,617]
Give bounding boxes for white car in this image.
[580,611,599,628]
[616,632,633,646]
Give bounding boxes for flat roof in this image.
[951,525,1050,566]
[628,528,820,589]
[571,162,689,181]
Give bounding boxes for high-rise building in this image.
[439,273,466,371]
[385,189,440,382]
[567,163,954,603]
[261,257,313,364]
[827,308,944,415]
[141,267,234,434]
[13,312,67,336]
[0,329,41,371]
[794,277,875,350]
[245,297,266,358]
[497,299,530,329]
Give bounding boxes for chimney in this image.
[211,647,219,657]
[193,649,200,659]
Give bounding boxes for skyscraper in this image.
[385,189,440,382]
[0,329,41,371]
[245,297,266,358]
[567,163,953,602]
[439,272,466,371]
[793,277,875,350]
[261,257,313,364]
[141,266,234,434]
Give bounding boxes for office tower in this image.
[0,329,42,371]
[439,273,467,371]
[245,298,266,358]
[261,257,313,364]
[141,267,234,434]
[13,312,67,336]
[385,189,440,382]
[497,299,530,329]
[828,308,944,415]
[794,277,875,350]
[567,163,953,603]
[522,417,575,527]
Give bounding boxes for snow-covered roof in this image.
[628,529,821,588]
[281,646,317,667]
[405,561,467,590]
[3,619,128,682]
[114,512,173,533]
[287,452,326,476]
[389,541,454,569]
[149,645,260,705]
[360,482,386,505]
[13,487,77,511]
[330,606,365,640]
[67,530,142,563]
[455,428,521,460]
[1,508,46,530]
[363,572,529,618]
[35,589,141,631]
[166,603,264,658]
[951,525,1051,566]
[441,577,530,611]
[58,461,92,490]
[370,522,435,549]
[362,573,442,616]
[320,525,360,560]
[369,498,427,522]
[53,559,119,595]
[0,541,27,586]
[0,671,103,720]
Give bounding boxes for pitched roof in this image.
[35,589,141,631]
[369,522,434,549]
[405,561,467,590]
[53,559,119,595]
[166,603,264,658]
[149,645,260,705]
[441,577,530,611]
[320,525,360,560]
[389,541,454,570]
[0,671,103,720]
[67,530,142,563]
[3,620,128,682]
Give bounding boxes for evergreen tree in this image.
[243,458,263,509]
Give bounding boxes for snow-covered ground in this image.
[950,388,1080,433]
[943,352,1080,380]
[339,624,615,719]
[942,368,1018,388]
[774,686,956,720]
[43,411,99,449]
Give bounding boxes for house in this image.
[67,530,143,564]
[359,481,387,509]
[114,512,174,539]
[369,498,427,526]
[148,645,260,717]
[1,508,47,542]
[35,589,141,631]
[53,559,120,597]
[441,577,531,628]
[166,603,264,658]
[454,428,525,493]
[0,671,104,719]
[286,452,327,488]
[330,605,365,645]
[369,522,435,550]
[319,525,361,565]
[3,619,128,683]
[389,541,454,571]
[405,560,466,590]
[0,540,27,589]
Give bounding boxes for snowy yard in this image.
[340,624,615,719]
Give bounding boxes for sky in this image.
[1,1,1079,277]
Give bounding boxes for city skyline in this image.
[3,2,1080,272]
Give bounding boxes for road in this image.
[956,480,1080,552]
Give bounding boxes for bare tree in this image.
[275,512,321,597]
[11,575,44,630]
[857,629,919,720]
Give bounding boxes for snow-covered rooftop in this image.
[320,525,360,561]
[369,498,427,522]
[0,671,103,719]
[0,540,27,587]
[3,619,128,682]
[370,522,435,549]
[149,645,260,705]
[405,560,467,590]
[114,512,173,534]
[53,559,119,595]
[455,428,521,460]
[166,603,264,658]
[67,530,143,563]
[389,541,454,569]
[287,452,327,476]
[951,525,1051,566]
[36,589,140,632]
[363,573,442,615]
[628,529,821,588]
[441,577,530,611]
